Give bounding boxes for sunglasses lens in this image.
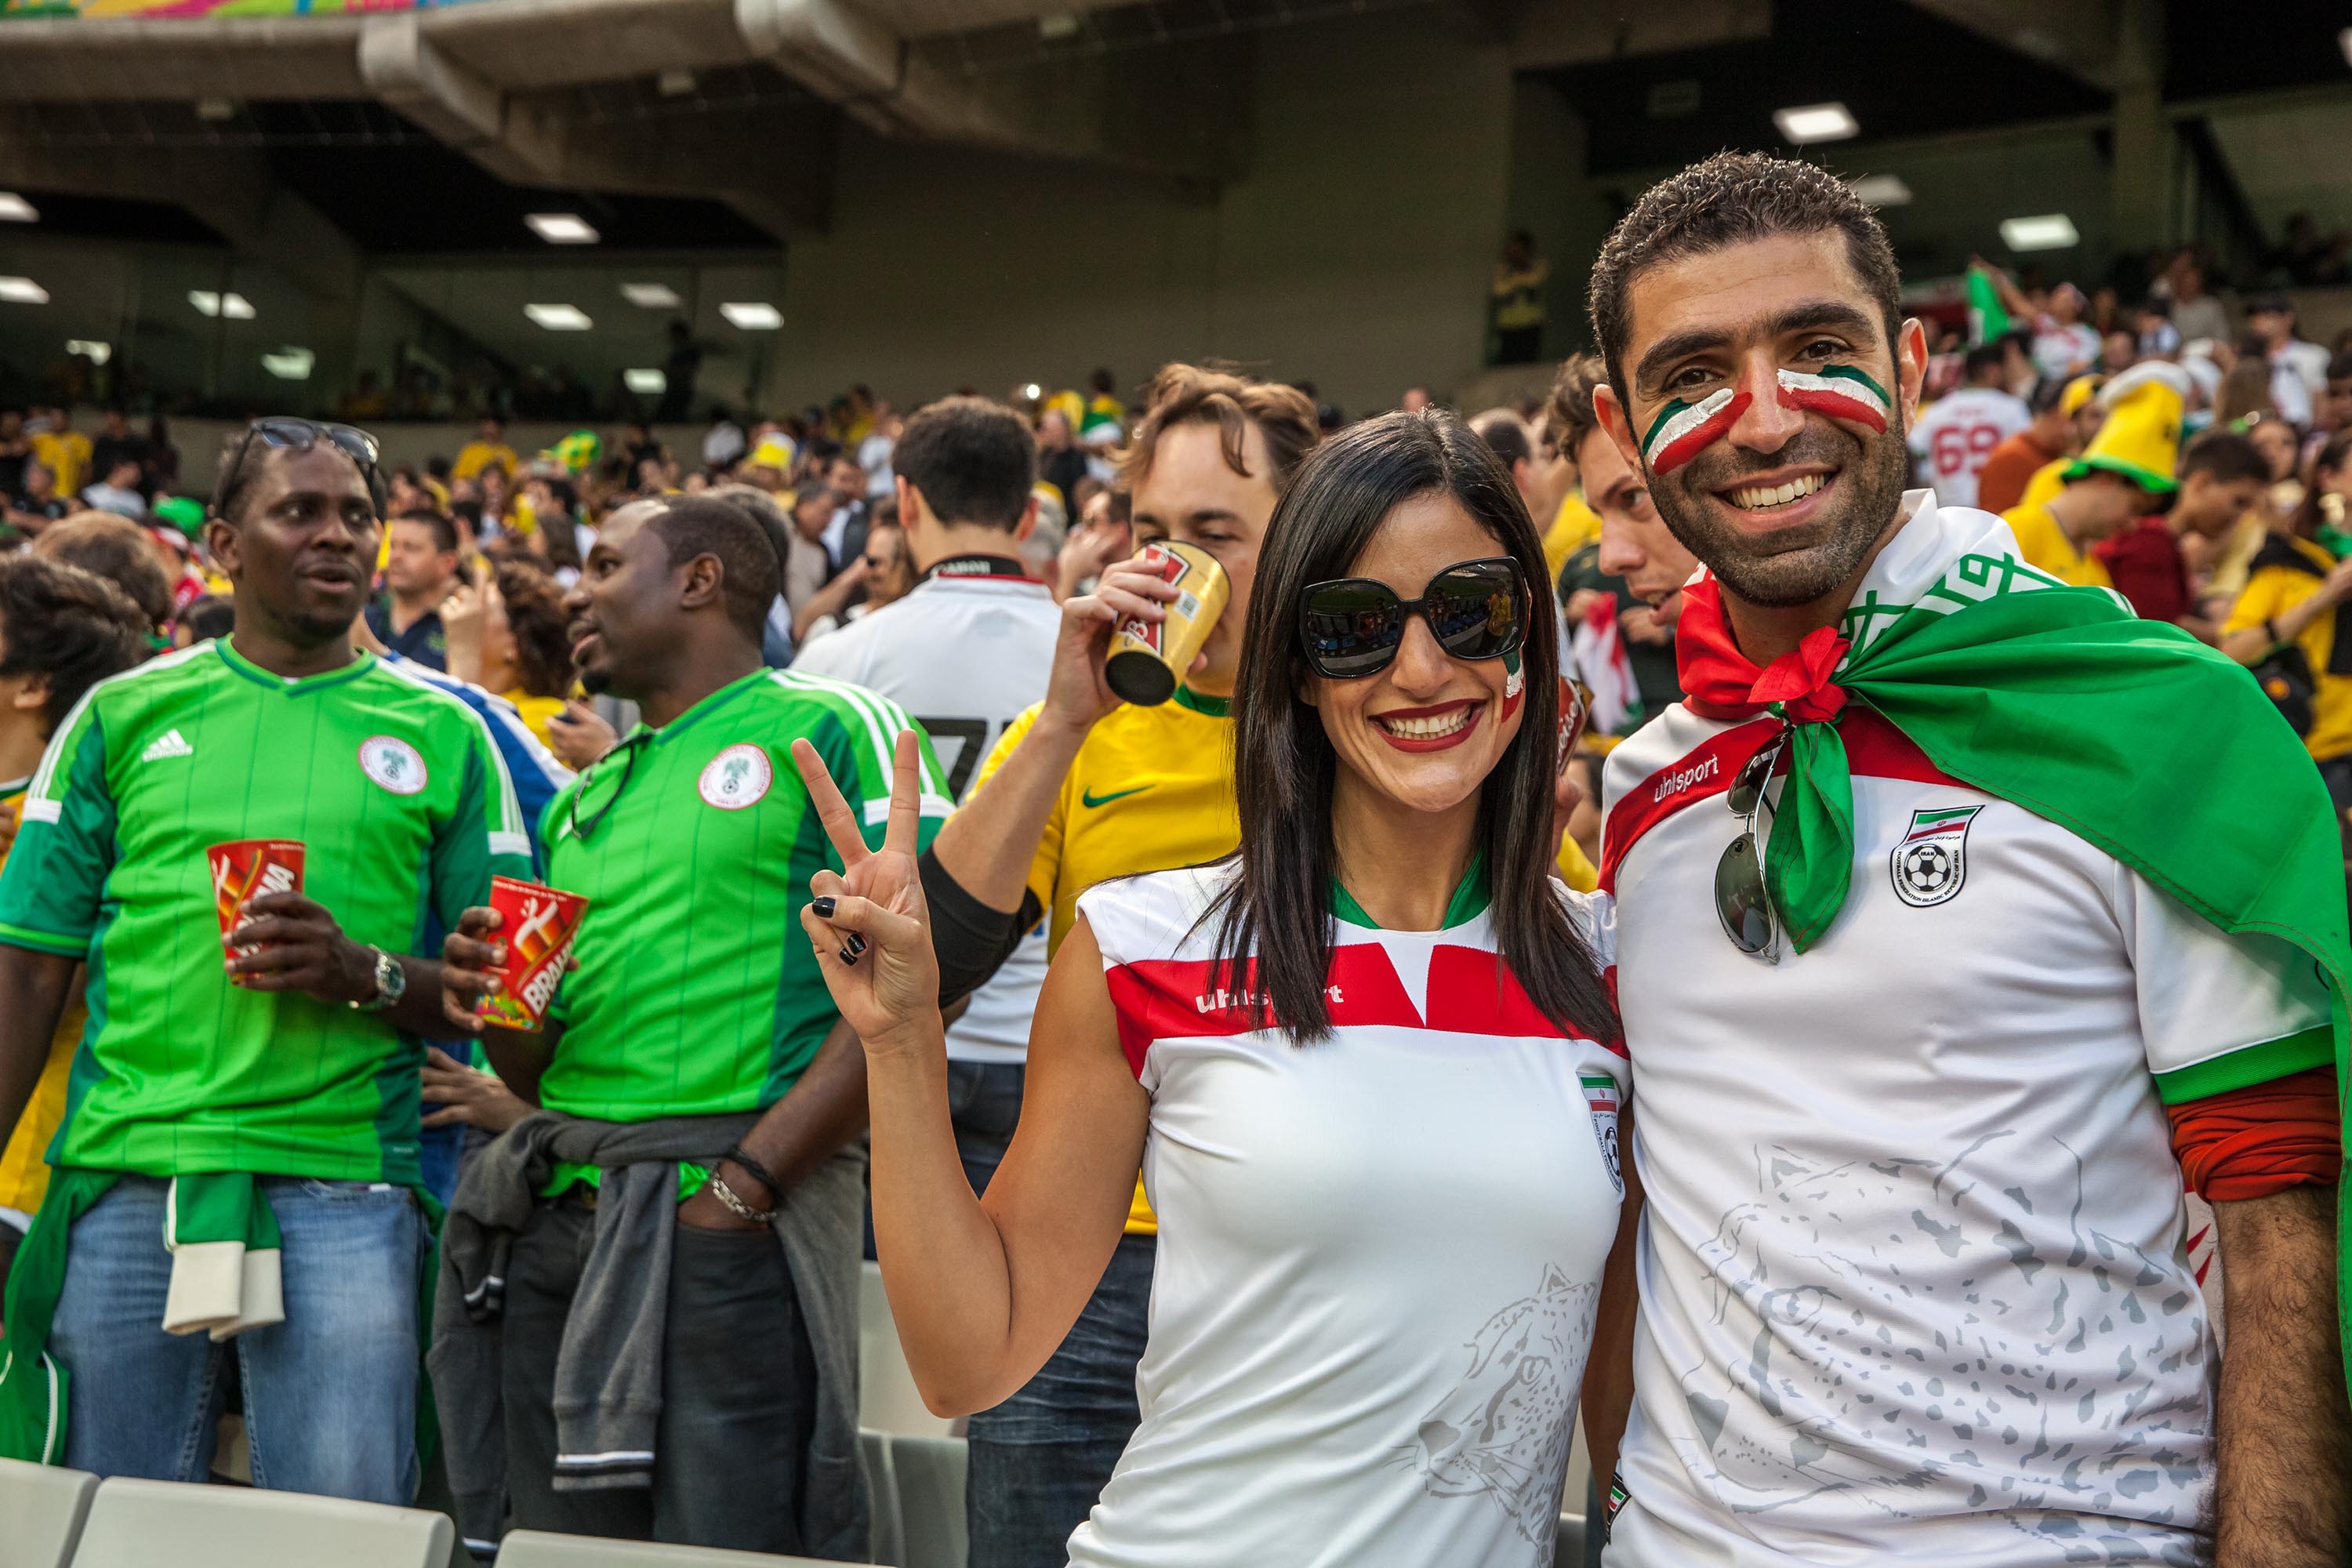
[1727,739,1784,816]
[1427,562,1525,661]
[1715,831,1774,953]
[1301,582,1404,677]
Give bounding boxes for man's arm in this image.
[2211,1185,2352,1566]
[0,946,76,1160]
[677,1017,870,1232]
[225,889,468,1040]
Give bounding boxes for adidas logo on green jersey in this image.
[141,729,194,762]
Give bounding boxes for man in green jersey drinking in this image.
[430,495,950,1558]
[0,419,532,1501]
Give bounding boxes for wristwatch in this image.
[351,946,407,1013]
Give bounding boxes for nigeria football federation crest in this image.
[1890,804,1982,908]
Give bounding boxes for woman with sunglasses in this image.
[790,411,1624,1567]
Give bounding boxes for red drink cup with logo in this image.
[209,840,306,971]
[477,875,590,1030]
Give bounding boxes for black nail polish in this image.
[812,895,836,920]
[846,932,867,956]
[838,946,859,967]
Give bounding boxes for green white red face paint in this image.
[1640,365,1894,475]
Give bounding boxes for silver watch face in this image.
[376,949,407,1002]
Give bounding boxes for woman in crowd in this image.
[791,410,1627,1566]
[441,561,578,748]
[2223,431,2352,815]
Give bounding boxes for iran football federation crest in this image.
[358,735,426,795]
[1890,804,1983,908]
[1581,1073,1622,1195]
[698,742,773,809]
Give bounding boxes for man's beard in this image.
[1646,418,1911,609]
[578,666,612,696]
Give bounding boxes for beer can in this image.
[209,840,306,964]
[1104,542,1231,706]
[477,874,591,1030]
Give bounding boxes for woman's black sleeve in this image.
[921,846,1045,1007]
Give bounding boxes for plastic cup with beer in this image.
[477,874,590,1030]
[1104,541,1232,706]
[209,839,305,977]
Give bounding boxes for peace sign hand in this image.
[791,730,942,1058]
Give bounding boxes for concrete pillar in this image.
[2109,0,2169,254]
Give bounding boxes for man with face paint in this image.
[1583,153,2352,1567]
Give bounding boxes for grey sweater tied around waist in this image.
[427,1109,869,1560]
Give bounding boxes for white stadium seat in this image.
[0,1457,100,1568]
[69,1476,451,1568]
[493,1529,839,1566]
[862,1427,905,1567]
[858,1261,955,1439]
[886,1434,967,1568]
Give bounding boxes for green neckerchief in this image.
[1331,851,1491,931]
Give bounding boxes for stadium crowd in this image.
[0,150,2348,1568]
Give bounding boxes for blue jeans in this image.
[967,1232,1154,1568]
[48,1174,425,1504]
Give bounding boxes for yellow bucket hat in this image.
[2065,361,2187,495]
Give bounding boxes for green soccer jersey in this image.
[0,639,532,1184]
[535,667,951,1122]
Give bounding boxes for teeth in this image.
[1378,707,1474,739]
[1729,473,1826,510]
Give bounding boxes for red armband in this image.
[2165,1066,2342,1203]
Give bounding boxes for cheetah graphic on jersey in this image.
[1680,1136,2211,1558]
[1406,1265,1595,1543]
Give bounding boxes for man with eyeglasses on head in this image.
[1581,154,2352,1567]
[0,417,533,1499]
[426,495,951,1559]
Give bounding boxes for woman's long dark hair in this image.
[1204,408,1617,1045]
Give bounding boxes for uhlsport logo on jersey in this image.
[698,742,773,809]
[1889,804,1983,907]
[358,735,426,795]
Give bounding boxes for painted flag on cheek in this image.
[1775,365,1891,434]
[1640,388,1750,474]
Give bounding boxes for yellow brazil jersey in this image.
[2002,502,2113,590]
[451,440,518,483]
[2016,456,2067,515]
[973,687,1240,1234]
[1543,492,1602,589]
[2224,534,2352,764]
[0,782,84,1221]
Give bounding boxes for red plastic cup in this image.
[477,875,590,1030]
[209,839,305,964]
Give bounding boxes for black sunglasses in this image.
[1714,731,1788,960]
[568,731,648,844]
[217,417,387,519]
[1297,557,1530,680]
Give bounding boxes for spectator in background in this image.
[2215,351,2280,430]
[2245,295,2330,429]
[2102,328,2139,374]
[29,409,91,502]
[441,561,578,750]
[2029,283,2101,379]
[365,510,461,670]
[1908,341,2031,510]
[89,408,147,494]
[824,452,872,572]
[0,410,27,499]
[702,406,747,471]
[784,488,837,632]
[1399,387,1431,414]
[0,556,151,1297]
[452,416,518,484]
[2136,296,2181,360]
[2005,364,2189,588]
[31,514,173,636]
[1036,408,1091,524]
[2321,352,2352,439]
[80,459,147,521]
[1976,376,2076,514]
[2097,430,2270,633]
[174,593,236,649]
[1490,229,1548,365]
[2222,431,2352,814]
[4,459,71,535]
[659,320,702,423]
[857,406,900,498]
[2159,251,2231,347]
[793,520,913,648]
[1468,408,1572,549]
[620,422,666,482]
[143,416,180,494]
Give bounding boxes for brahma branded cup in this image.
[478,875,590,1030]
[1104,542,1230,706]
[209,840,305,964]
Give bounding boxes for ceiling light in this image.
[2340,27,2352,70]
[525,303,593,331]
[720,302,782,330]
[622,282,681,308]
[1999,213,2080,252]
[187,290,256,319]
[1847,174,1914,208]
[0,193,36,223]
[261,347,315,381]
[1773,102,1858,144]
[65,339,111,366]
[525,213,601,245]
[1037,12,1080,39]
[0,277,49,305]
[623,368,668,395]
[657,68,696,96]
[1021,383,1043,401]
[197,98,237,122]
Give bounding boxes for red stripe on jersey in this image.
[1599,709,1964,891]
[1425,945,1624,1054]
[1102,943,1424,1076]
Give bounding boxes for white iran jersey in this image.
[1907,387,2031,510]
[789,564,1060,1062]
[1069,862,1627,1568]
[1598,495,2329,1568]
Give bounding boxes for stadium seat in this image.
[887,1435,967,1568]
[862,1427,903,1567]
[0,1457,100,1568]
[858,1261,953,1438]
[494,1530,838,1566]
[69,1476,452,1568]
